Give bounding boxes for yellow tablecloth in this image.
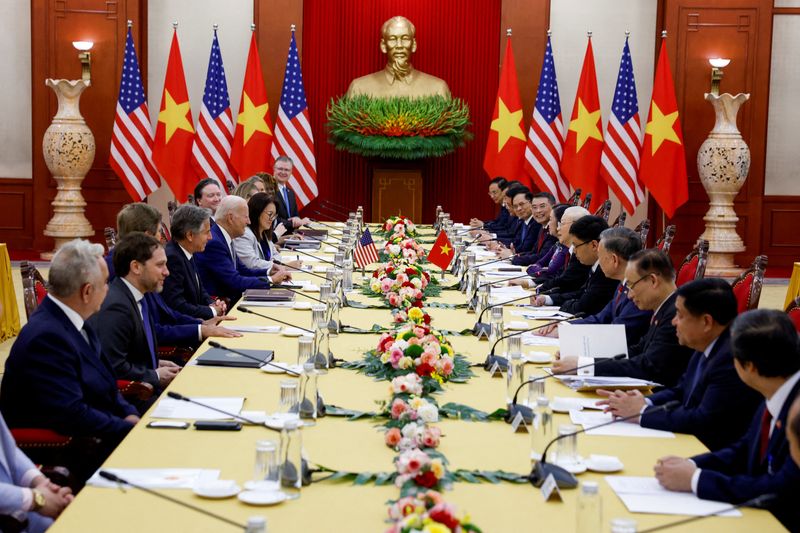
[48,232,786,533]
[783,261,800,309]
[0,243,21,341]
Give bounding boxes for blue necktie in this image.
[686,353,708,402]
[282,187,291,217]
[140,296,158,369]
[520,221,528,244]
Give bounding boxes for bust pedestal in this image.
[371,161,424,223]
[41,79,95,259]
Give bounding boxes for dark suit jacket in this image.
[194,222,269,302]
[641,328,762,450]
[512,230,557,266]
[88,277,159,388]
[496,217,521,246]
[275,185,299,234]
[510,218,540,254]
[594,292,694,387]
[162,240,215,320]
[483,205,510,232]
[0,297,137,439]
[146,292,201,348]
[692,379,800,531]
[572,286,653,346]
[537,252,590,293]
[549,265,619,316]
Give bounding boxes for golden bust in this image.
[346,16,451,99]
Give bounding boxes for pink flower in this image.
[389,347,404,368]
[438,357,454,376]
[388,293,400,307]
[413,326,426,338]
[422,426,441,448]
[420,351,437,366]
[391,399,407,419]
[380,278,394,293]
[385,427,402,447]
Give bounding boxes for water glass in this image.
[490,306,504,342]
[506,335,522,357]
[297,335,314,366]
[553,423,578,465]
[278,380,299,415]
[252,440,280,491]
[526,379,545,407]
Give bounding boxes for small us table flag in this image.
[354,228,379,269]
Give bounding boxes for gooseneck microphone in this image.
[473,294,535,337]
[484,314,584,371]
[638,494,778,532]
[321,199,353,216]
[272,260,329,282]
[237,306,315,335]
[471,273,533,300]
[270,284,326,304]
[505,354,627,423]
[529,400,681,489]
[98,470,247,530]
[208,340,301,376]
[286,247,341,268]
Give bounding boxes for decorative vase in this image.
[696,92,750,277]
[41,78,95,259]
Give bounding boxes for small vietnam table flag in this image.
[428,231,454,271]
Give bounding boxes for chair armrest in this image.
[116,380,155,401]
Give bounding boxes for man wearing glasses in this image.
[552,248,693,388]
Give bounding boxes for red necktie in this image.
[536,230,545,252]
[759,408,772,462]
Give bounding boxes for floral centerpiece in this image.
[383,234,426,263]
[386,491,482,533]
[393,306,432,326]
[366,262,431,308]
[394,448,449,494]
[381,215,418,240]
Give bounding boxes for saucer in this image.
[243,480,281,491]
[264,413,305,430]
[281,327,305,337]
[586,455,624,473]
[193,480,240,499]
[553,458,587,474]
[293,302,312,310]
[506,321,529,331]
[260,363,303,375]
[237,490,286,506]
[525,351,553,364]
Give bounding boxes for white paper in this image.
[558,323,628,358]
[570,411,675,438]
[552,396,604,411]
[150,397,245,420]
[227,325,281,334]
[553,375,661,390]
[605,476,741,517]
[238,301,295,308]
[521,335,561,347]
[87,468,221,489]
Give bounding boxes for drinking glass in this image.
[278,380,299,415]
[252,440,280,491]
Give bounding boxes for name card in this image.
[510,410,529,433]
[540,473,563,502]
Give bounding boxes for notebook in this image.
[195,348,274,368]
[243,289,295,302]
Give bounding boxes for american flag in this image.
[354,228,379,269]
[270,30,318,209]
[191,29,237,191]
[524,36,569,202]
[109,28,159,201]
[599,36,645,214]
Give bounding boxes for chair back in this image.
[594,199,612,221]
[676,239,709,287]
[20,261,48,319]
[656,225,677,255]
[731,255,768,313]
[786,296,800,332]
[611,211,627,228]
[567,188,582,206]
[581,193,593,210]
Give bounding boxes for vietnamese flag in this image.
[483,36,529,185]
[639,37,688,219]
[560,37,607,210]
[231,30,274,180]
[427,230,454,271]
[153,28,197,202]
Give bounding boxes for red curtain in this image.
[301,0,501,223]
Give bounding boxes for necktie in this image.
[686,353,708,402]
[520,222,528,245]
[139,297,158,369]
[189,256,201,291]
[229,240,237,263]
[759,408,772,463]
[282,187,291,217]
[536,229,545,252]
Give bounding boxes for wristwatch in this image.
[31,488,46,511]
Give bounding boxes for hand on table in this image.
[551,355,578,375]
[201,324,243,339]
[156,361,180,387]
[654,456,695,492]
[533,322,558,337]
[210,299,227,316]
[596,389,646,421]
[531,295,547,307]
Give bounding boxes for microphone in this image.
[473,294,534,337]
[321,199,352,216]
[285,247,341,268]
[237,306,315,335]
[308,216,347,231]
[471,273,532,299]
[300,231,343,244]
[505,354,627,423]
[529,400,681,489]
[638,494,778,532]
[462,252,524,279]
[271,284,326,304]
[484,314,584,371]
[208,340,301,376]
[273,260,330,282]
[97,470,247,530]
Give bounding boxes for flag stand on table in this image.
[428,231,454,282]
[354,228,379,271]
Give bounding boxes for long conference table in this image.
[48,226,786,532]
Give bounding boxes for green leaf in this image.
[353,472,374,485]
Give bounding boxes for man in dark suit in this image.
[510,192,557,266]
[194,195,290,303]
[789,397,800,467]
[90,233,180,392]
[273,156,310,233]
[492,189,541,260]
[162,204,226,320]
[533,216,618,316]
[479,183,524,247]
[654,310,800,531]
[553,248,694,388]
[598,278,761,450]
[536,226,652,346]
[0,239,139,479]
[469,177,509,231]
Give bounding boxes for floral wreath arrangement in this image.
[386,490,481,533]
[392,306,432,326]
[382,234,427,264]
[381,215,419,240]
[365,262,441,308]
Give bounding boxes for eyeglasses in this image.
[623,273,655,291]
[573,239,594,250]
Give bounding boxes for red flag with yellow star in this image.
[483,38,529,185]
[560,37,606,210]
[231,31,274,180]
[427,230,454,271]
[639,38,688,219]
[153,29,197,202]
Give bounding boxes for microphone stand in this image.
[285,247,341,268]
[320,199,352,216]
[505,354,627,423]
[237,306,315,335]
[207,340,301,376]
[273,260,330,282]
[271,284,326,304]
[473,294,534,337]
[638,494,778,532]
[529,400,681,489]
[97,470,247,530]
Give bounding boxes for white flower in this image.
[417,403,439,423]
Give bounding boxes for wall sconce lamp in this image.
[72,41,94,81]
[709,57,730,96]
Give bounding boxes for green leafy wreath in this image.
[326,95,473,159]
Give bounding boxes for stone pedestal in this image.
[696,92,750,277]
[41,79,95,259]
